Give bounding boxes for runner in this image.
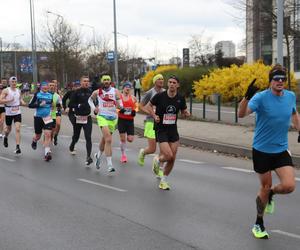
[28,82,59,161]
[49,80,62,145]
[117,81,138,163]
[0,76,26,154]
[137,74,165,171]
[0,78,8,138]
[88,74,123,172]
[144,75,190,190]
[238,64,299,239]
[68,76,93,165]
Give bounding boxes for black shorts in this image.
[56,110,62,116]
[252,148,294,174]
[52,119,56,128]
[118,118,134,135]
[156,128,179,143]
[34,116,54,135]
[6,114,22,126]
[0,107,5,114]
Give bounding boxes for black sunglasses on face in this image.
[272,76,287,82]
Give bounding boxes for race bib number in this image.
[76,115,88,124]
[124,108,132,115]
[43,116,53,125]
[11,106,20,114]
[103,102,115,108]
[163,114,176,124]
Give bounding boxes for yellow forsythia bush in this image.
[193,61,297,102]
[142,65,178,90]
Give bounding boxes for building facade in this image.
[215,41,236,58]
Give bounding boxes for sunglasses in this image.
[272,76,287,82]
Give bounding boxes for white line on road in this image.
[296,177,300,182]
[271,230,300,240]
[222,167,254,173]
[60,135,71,138]
[0,156,15,162]
[178,159,205,164]
[77,178,127,192]
[26,127,33,129]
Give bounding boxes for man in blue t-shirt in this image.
[238,64,300,239]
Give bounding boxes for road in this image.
[0,108,299,250]
[188,103,255,125]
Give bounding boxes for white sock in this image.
[45,147,50,155]
[161,175,168,182]
[120,142,126,155]
[106,156,112,166]
[98,150,103,157]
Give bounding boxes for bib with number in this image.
[43,116,53,125]
[76,115,88,124]
[162,114,176,124]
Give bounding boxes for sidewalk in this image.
[134,113,300,165]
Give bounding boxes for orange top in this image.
[118,94,136,120]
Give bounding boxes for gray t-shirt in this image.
[141,87,165,121]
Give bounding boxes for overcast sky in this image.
[1,0,245,60]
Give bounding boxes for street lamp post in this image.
[47,10,65,88]
[277,0,284,65]
[0,37,3,78]
[80,23,96,52]
[29,0,38,85]
[113,0,119,88]
[13,34,24,77]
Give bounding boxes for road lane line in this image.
[0,156,15,162]
[178,159,205,164]
[222,167,254,173]
[77,178,127,192]
[271,230,300,240]
[26,126,33,129]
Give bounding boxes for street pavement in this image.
[0,108,299,250]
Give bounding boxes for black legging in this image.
[134,88,141,102]
[69,115,92,158]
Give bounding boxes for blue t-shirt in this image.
[248,89,296,153]
[35,91,53,118]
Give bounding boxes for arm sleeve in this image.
[62,91,71,109]
[28,92,39,109]
[88,96,96,110]
[68,91,77,109]
[248,93,260,113]
[141,90,152,105]
[180,95,187,111]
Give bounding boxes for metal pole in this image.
[235,97,238,123]
[217,94,221,121]
[203,95,206,119]
[30,0,38,84]
[189,93,193,115]
[0,37,3,78]
[113,0,119,88]
[277,0,284,65]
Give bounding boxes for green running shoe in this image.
[265,199,275,214]
[152,155,160,175]
[137,149,145,166]
[156,169,164,179]
[252,224,269,239]
[159,180,170,190]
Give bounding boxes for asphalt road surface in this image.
[0,108,299,250]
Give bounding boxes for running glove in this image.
[245,79,259,100]
[131,110,136,117]
[119,108,126,114]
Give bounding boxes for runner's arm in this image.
[292,111,300,131]
[115,89,124,109]
[28,92,39,108]
[88,90,98,113]
[238,98,253,118]
[0,89,9,104]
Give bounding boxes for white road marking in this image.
[178,159,205,164]
[222,167,254,173]
[0,156,15,162]
[296,177,300,182]
[113,147,132,151]
[26,126,33,129]
[77,178,127,192]
[271,230,300,240]
[60,135,71,138]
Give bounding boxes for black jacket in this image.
[68,88,92,116]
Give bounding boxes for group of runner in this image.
[0,64,299,239]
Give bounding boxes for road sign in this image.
[107,51,114,62]
[183,48,189,67]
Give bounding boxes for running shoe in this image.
[0,134,3,138]
[137,148,145,166]
[265,199,275,214]
[31,140,37,150]
[44,152,52,162]
[14,147,21,154]
[251,224,269,239]
[120,154,127,163]
[108,165,115,173]
[159,180,170,190]
[85,156,93,166]
[152,155,160,176]
[94,152,103,169]
[69,145,76,155]
[53,134,58,146]
[156,169,164,179]
[3,136,8,147]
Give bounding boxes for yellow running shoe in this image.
[152,155,160,175]
[159,180,170,190]
[137,149,145,166]
[265,200,275,214]
[156,169,164,179]
[252,224,269,239]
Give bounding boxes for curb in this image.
[134,125,300,166]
